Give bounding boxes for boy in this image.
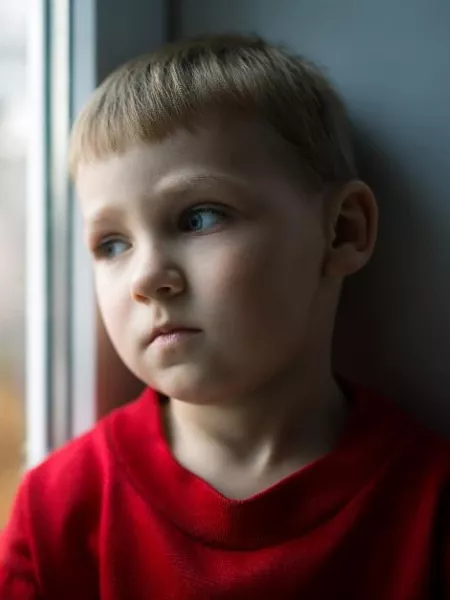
[1,34,449,599]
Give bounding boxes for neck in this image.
[162,364,349,499]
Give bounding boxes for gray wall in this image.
[96,0,167,82]
[175,0,450,432]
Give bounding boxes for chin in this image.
[152,366,230,405]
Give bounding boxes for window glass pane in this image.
[0,0,27,527]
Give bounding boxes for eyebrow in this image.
[153,172,256,197]
[83,206,128,231]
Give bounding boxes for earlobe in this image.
[324,180,378,278]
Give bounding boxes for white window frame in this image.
[26,0,49,468]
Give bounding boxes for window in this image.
[0,0,27,527]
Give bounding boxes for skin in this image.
[76,113,378,499]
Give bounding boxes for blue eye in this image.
[180,206,228,233]
[95,239,129,260]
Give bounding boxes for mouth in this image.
[149,325,201,346]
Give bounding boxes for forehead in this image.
[76,113,308,217]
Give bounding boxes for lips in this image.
[149,325,200,344]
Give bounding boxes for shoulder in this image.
[390,397,449,469]
[23,387,153,523]
[0,387,153,585]
[358,385,450,478]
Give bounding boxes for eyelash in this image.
[92,205,231,261]
[179,205,229,233]
[93,238,129,261]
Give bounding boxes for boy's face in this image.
[76,114,337,405]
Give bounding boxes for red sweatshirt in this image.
[1,385,449,599]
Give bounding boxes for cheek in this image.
[196,228,323,342]
[94,272,130,344]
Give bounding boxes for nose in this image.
[130,245,185,303]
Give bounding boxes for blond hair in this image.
[69,34,357,188]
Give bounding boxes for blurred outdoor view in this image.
[0,1,27,527]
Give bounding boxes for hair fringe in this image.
[69,34,357,187]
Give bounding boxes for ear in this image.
[323,180,378,278]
